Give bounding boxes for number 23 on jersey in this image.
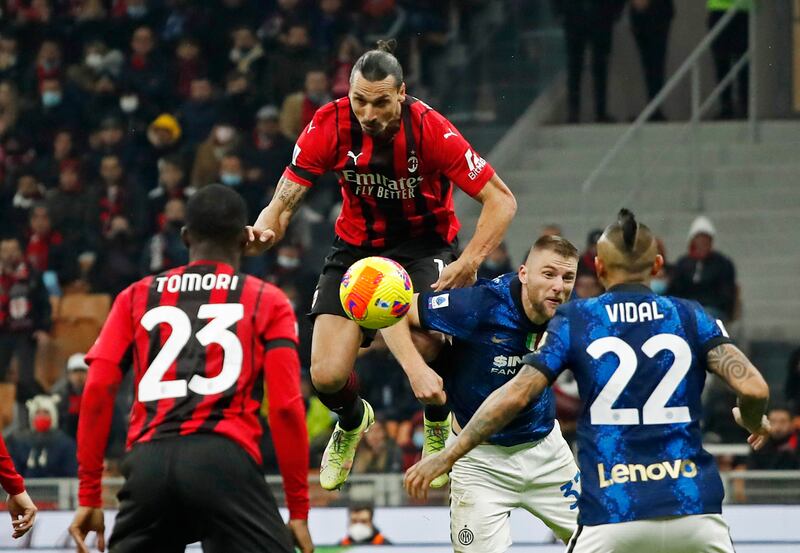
[138,303,244,402]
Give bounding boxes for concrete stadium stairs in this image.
[458,120,800,341]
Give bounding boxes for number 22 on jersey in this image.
[588,333,692,425]
[138,303,244,402]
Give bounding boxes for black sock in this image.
[314,372,366,431]
[424,403,450,423]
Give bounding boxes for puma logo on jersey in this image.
[306,121,316,133]
[598,459,698,489]
[443,128,457,139]
[347,150,363,164]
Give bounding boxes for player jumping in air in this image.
[400,234,581,550]
[246,40,516,490]
[70,185,313,553]
[406,209,770,553]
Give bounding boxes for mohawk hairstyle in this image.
[601,208,657,273]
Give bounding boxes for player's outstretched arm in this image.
[246,175,309,255]
[432,174,516,291]
[404,364,548,498]
[707,343,771,450]
[382,308,447,405]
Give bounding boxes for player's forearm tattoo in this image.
[275,177,306,214]
[707,344,752,382]
[457,366,546,454]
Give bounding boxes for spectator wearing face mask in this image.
[141,197,189,275]
[147,154,188,233]
[340,504,392,546]
[6,394,76,478]
[0,32,21,83]
[3,171,45,238]
[24,204,76,289]
[667,215,737,322]
[190,119,240,189]
[649,237,671,295]
[27,77,81,152]
[280,68,332,139]
[51,353,89,440]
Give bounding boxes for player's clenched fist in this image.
[404,453,454,500]
[430,257,478,292]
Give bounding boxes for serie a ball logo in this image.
[339,256,413,330]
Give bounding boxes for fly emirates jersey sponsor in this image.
[281,97,495,248]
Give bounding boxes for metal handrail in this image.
[581,0,758,197]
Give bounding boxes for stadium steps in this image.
[458,120,800,340]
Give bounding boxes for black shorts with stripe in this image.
[109,434,293,553]
[309,236,459,345]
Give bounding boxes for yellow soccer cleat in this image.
[320,400,375,490]
[423,413,451,488]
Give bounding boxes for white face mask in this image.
[348,522,373,543]
[215,126,234,143]
[120,95,139,113]
[85,53,104,69]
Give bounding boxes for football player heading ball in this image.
[246,40,516,490]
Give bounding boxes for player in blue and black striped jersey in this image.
[406,209,771,553]
[395,235,582,550]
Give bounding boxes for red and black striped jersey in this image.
[282,96,496,249]
[85,260,297,464]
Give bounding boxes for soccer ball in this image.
[339,256,413,330]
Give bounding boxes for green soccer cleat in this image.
[320,399,375,491]
[423,413,451,488]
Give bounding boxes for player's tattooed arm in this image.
[405,364,549,497]
[707,343,770,436]
[448,365,549,461]
[247,176,309,253]
[274,175,308,216]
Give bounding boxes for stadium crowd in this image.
[0,0,794,501]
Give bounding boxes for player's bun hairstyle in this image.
[602,208,658,272]
[350,39,403,87]
[185,183,247,246]
[617,208,638,252]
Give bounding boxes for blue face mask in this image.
[42,91,62,107]
[650,278,668,295]
[220,172,242,186]
[127,5,148,18]
[412,430,424,449]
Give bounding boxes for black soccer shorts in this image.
[309,236,459,345]
[109,434,293,553]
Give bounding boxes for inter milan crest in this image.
[408,151,418,173]
[458,526,474,546]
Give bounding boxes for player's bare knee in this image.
[309,360,349,393]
